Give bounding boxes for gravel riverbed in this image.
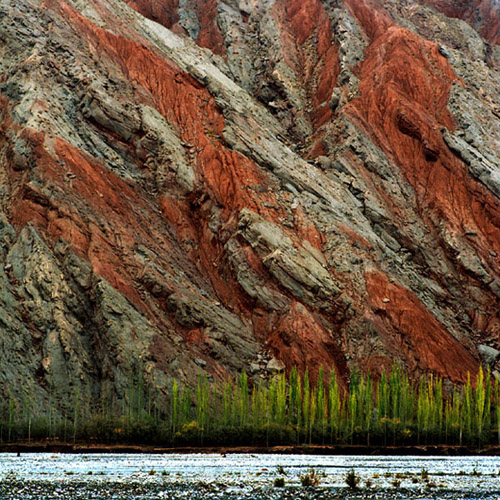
[1,453,499,499]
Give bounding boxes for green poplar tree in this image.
[474,366,488,446]
[172,379,179,435]
[223,377,232,428]
[328,369,341,444]
[239,371,249,428]
[309,388,317,444]
[302,369,310,443]
[316,367,327,442]
[495,378,500,444]
[463,373,473,444]
[276,373,287,429]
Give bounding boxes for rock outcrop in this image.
[0,0,499,411]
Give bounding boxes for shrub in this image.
[300,468,321,487]
[273,477,285,487]
[345,469,360,490]
[276,465,287,476]
[391,479,401,488]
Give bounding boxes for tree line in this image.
[1,364,499,448]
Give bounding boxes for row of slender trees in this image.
[1,365,499,447]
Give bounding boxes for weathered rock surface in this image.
[0,0,499,411]
[419,0,500,44]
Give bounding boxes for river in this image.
[1,453,499,499]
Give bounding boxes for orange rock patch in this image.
[365,270,478,383]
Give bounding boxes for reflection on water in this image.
[1,453,499,499]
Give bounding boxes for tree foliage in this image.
[1,364,499,448]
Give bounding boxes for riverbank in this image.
[2,442,500,455]
[2,452,500,500]
[2,478,497,500]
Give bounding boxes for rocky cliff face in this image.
[0,0,499,411]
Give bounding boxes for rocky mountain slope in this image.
[0,0,499,411]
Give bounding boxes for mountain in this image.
[0,0,499,411]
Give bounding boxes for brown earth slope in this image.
[0,0,499,411]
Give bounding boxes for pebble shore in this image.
[2,478,500,500]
